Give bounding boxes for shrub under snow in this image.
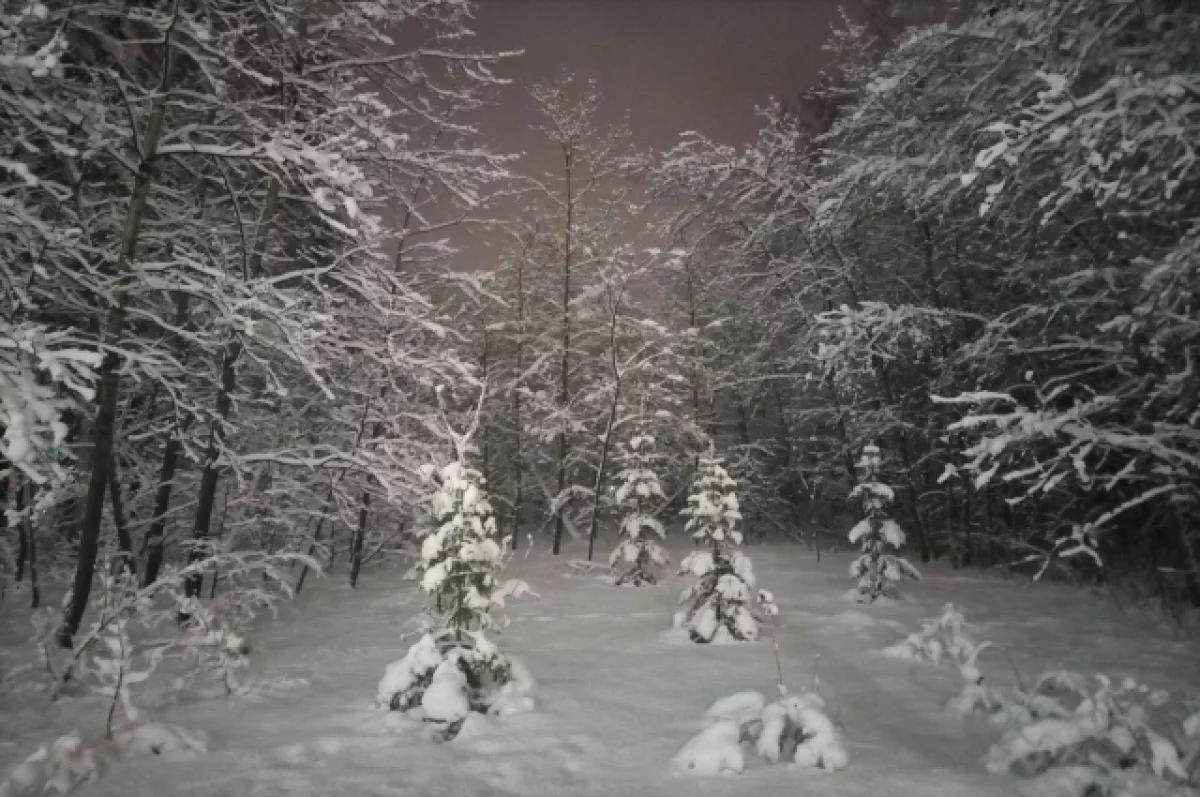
[847,443,918,602]
[674,455,777,643]
[673,689,848,776]
[883,606,1200,795]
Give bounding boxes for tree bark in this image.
[183,338,240,600]
[348,491,371,588]
[511,242,527,551]
[140,288,191,586]
[108,454,136,578]
[59,18,177,647]
[552,146,574,556]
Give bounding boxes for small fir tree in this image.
[420,461,503,633]
[378,404,534,739]
[674,455,777,643]
[609,430,668,585]
[848,443,919,602]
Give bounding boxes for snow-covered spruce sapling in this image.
[848,443,918,602]
[378,408,535,740]
[420,460,504,634]
[609,430,669,585]
[674,455,778,642]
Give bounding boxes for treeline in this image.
[637,0,1199,602]
[1,1,515,640]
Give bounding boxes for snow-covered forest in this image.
[2,0,1198,794]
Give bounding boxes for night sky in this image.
[436,0,854,265]
[469,0,852,165]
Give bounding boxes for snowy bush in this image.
[847,443,918,602]
[883,606,1200,794]
[375,629,532,740]
[609,430,669,585]
[883,604,1011,719]
[987,673,1198,796]
[0,733,102,797]
[673,689,848,776]
[674,455,778,642]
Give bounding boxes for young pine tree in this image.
[675,455,776,642]
[609,430,668,585]
[378,412,534,740]
[848,443,919,602]
[420,461,503,634]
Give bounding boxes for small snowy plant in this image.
[883,604,1006,718]
[988,673,1198,795]
[609,430,668,585]
[377,404,534,740]
[673,689,848,776]
[674,455,777,643]
[847,443,918,602]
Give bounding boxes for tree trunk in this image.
[16,482,40,608]
[511,247,526,551]
[348,490,371,588]
[183,338,240,600]
[14,477,27,583]
[552,146,574,556]
[586,386,621,561]
[141,293,190,587]
[108,454,136,578]
[58,38,175,647]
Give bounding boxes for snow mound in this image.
[703,690,765,726]
[0,733,101,797]
[488,656,535,717]
[113,722,208,758]
[671,719,744,776]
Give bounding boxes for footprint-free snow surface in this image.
[2,541,1196,796]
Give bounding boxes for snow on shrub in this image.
[674,455,778,643]
[0,722,207,797]
[847,443,918,602]
[986,673,1198,794]
[609,430,669,585]
[673,689,848,776]
[882,606,1200,794]
[0,733,101,797]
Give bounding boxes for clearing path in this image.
[2,540,1196,796]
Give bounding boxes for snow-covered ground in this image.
[2,538,1197,796]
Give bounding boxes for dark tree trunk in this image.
[348,490,371,588]
[14,478,27,583]
[183,339,240,600]
[108,454,136,578]
[58,44,175,646]
[141,293,191,587]
[60,346,123,646]
[552,147,574,556]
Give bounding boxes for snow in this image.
[671,719,744,776]
[421,658,470,724]
[2,539,1197,796]
[702,690,765,726]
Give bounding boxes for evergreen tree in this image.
[848,443,919,602]
[378,411,534,740]
[420,461,503,633]
[674,455,776,642]
[609,429,668,585]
